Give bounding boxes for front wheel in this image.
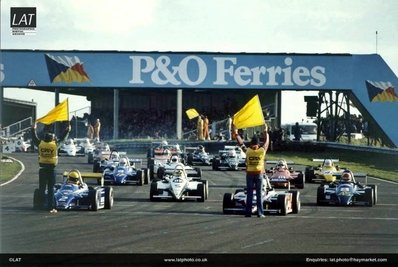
[289,190,301,214]
[223,193,233,214]
[196,183,205,202]
[104,187,114,209]
[277,194,288,215]
[150,182,158,201]
[89,189,101,211]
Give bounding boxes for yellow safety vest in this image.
[246,147,265,173]
[39,141,58,165]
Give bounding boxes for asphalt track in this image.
[1,153,397,265]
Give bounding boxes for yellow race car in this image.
[305,159,344,183]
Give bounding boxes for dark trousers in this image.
[245,173,264,216]
[39,167,56,210]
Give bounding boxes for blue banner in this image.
[1,50,397,147]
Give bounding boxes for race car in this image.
[212,146,246,171]
[74,138,95,155]
[93,150,125,173]
[222,174,300,215]
[33,169,114,211]
[150,163,208,202]
[58,138,85,157]
[89,142,111,164]
[305,159,365,183]
[316,170,377,206]
[147,141,185,179]
[266,160,305,189]
[103,156,150,185]
[184,145,212,166]
[155,155,202,180]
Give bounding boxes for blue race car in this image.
[184,146,212,166]
[33,169,114,211]
[103,157,150,185]
[316,170,377,206]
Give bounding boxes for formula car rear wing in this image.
[266,160,295,165]
[312,159,339,162]
[62,171,104,186]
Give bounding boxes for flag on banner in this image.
[44,54,90,83]
[185,108,200,119]
[233,95,264,129]
[36,98,69,125]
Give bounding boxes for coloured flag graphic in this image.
[45,54,90,83]
[366,80,398,102]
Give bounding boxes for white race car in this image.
[212,145,246,171]
[156,155,202,180]
[74,138,95,155]
[150,163,208,202]
[58,139,85,157]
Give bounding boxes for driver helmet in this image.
[277,159,287,169]
[341,170,353,182]
[171,155,179,163]
[67,170,82,185]
[324,159,333,167]
[111,153,119,160]
[174,165,185,176]
[162,140,168,146]
[119,158,128,166]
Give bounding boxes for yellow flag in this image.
[36,98,69,125]
[233,95,264,129]
[185,108,200,120]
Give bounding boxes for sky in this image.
[1,0,397,123]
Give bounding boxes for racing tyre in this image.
[143,168,150,184]
[157,167,165,180]
[368,184,378,205]
[194,167,202,179]
[88,153,93,164]
[223,193,233,214]
[212,160,219,170]
[149,164,155,180]
[196,183,205,202]
[89,189,101,211]
[289,190,301,214]
[364,188,374,207]
[187,155,193,166]
[305,167,315,183]
[277,194,288,216]
[33,189,42,210]
[202,180,209,199]
[104,187,114,209]
[137,170,144,186]
[93,161,100,173]
[150,182,159,201]
[295,173,305,189]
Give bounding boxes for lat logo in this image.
[10,7,36,35]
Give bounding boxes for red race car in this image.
[266,160,305,189]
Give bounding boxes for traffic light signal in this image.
[304,96,318,117]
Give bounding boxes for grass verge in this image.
[0,155,22,183]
